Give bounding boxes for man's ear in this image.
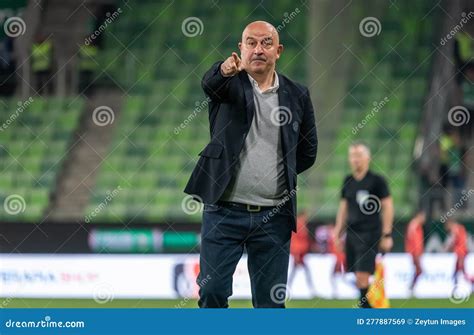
[238,42,242,52]
[276,44,284,59]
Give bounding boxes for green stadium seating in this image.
[0,97,83,222]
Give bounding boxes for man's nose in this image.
[253,43,264,54]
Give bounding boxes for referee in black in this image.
[333,142,394,308]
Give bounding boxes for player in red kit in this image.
[405,211,426,293]
[288,211,316,297]
[444,219,473,286]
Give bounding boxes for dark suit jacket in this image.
[184,61,318,230]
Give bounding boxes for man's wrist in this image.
[219,66,228,77]
[220,63,233,77]
[382,232,392,238]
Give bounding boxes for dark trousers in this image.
[197,202,293,308]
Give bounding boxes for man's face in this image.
[238,22,283,75]
[348,145,370,172]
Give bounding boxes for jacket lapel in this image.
[241,72,255,126]
[277,73,292,157]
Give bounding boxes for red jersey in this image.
[405,219,424,256]
[450,223,468,257]
[290,215,310,255]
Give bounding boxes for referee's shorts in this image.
[345,229,380,274]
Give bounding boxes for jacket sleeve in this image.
[201,61,235,103]
[296,87,318,174]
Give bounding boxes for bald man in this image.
[333,142,394,308]
[185,21,318,307]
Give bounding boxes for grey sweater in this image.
[220,73,287,206]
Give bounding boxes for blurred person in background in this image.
[444,218,473,286]
[460,62,474,111]
[439,128,467,209]
[288,210,316,297]
[333,142,394,308]
[0,36,16,95]
[457,61,474,137]
[455,29,473,76]
[405,210,426,294]
[79,37,98,93]
[0,37,14,72]
[31,34,53,95]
